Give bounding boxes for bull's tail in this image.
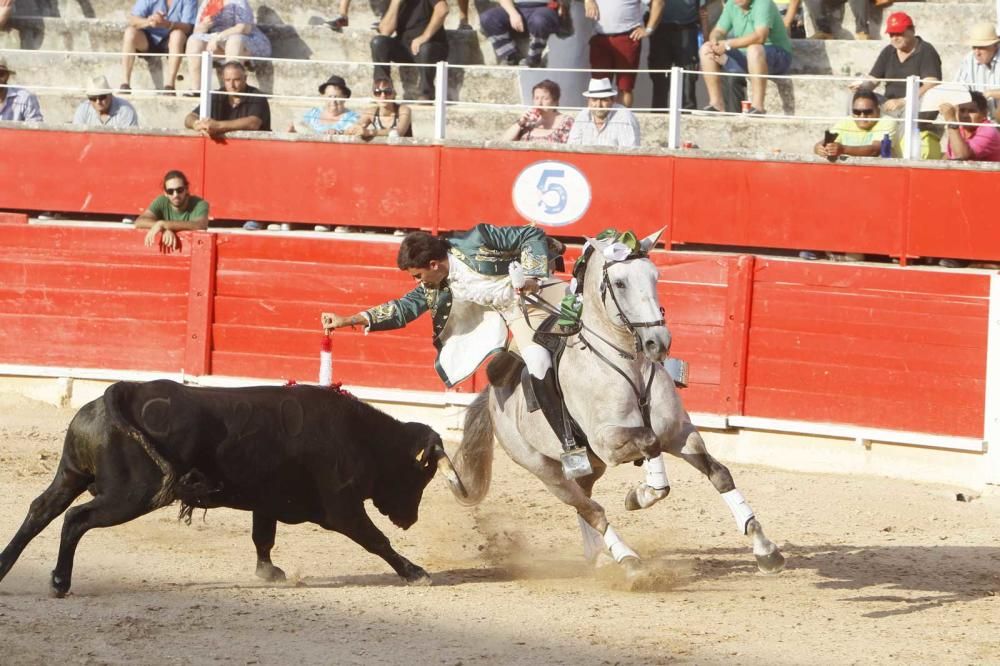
[103,382,177,509]
[449,389,495,506]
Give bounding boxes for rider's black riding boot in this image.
[530,368,576,451]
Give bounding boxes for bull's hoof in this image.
[403,568,432,586]
[49,573,70,598]
[255,562,287,582]
[755,548,786,575]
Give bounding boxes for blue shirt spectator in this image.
[0,58,44,122]
[130,0,198,45]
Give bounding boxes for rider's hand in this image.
[518,278,541,296]
[321,312,358,333]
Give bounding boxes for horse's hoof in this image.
[625,488,641,511]
[620,555,643,577]
[755,548,786,575]
[625,484,670,511]
[255,563,287,582]
[404,569,432,586]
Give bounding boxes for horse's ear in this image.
[639,227,667,253]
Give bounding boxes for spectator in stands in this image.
[371,0,449,102]
[355,76,413,138]
[0,0,12,31]
[699,0,793,115]
[955,22,1000,118]
[135,170,209,249]
[586,0,663,108]
[802,0,869,40]
[121,0,197,94]
[184,0,272,95]
[73,76,139,128]
[501,79,573,142]
[481,0,566,68]
[184,61,270,136]
[773,0,804,39]
[0,58,43,122]
[293,75,361,135]
[814,90,895,159]
[648,0,708,111]
[850,12,940,115]
[567,78,640,147]
[940,91,1000,162]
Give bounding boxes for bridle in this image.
[599,257,667,354]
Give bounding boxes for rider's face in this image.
[406,260,448,288]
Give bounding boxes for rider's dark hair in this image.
[397,231,451,270]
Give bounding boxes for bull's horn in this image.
[436,452,468,500]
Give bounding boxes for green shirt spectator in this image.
[135,170,210,250]
[716,0,792,53]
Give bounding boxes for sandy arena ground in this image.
[0,392,998,665]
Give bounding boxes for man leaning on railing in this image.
[135,170,210,250]
[73,76,139,128]
[184,60,270,137]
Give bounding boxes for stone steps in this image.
[805,1,995,44]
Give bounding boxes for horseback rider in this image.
[321,223,578,454]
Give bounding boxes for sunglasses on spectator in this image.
[373,88,394,95]
[165,186,187,195]
[852,108,877,116]
[88,94,110,102]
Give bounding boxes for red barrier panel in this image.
[0,224,192,371]
[437,145,672,238]
[906,168,1000,263]
[744,259,989,437]
[203,138,439,228]
[0,128,205,216]
[671,159,908,256]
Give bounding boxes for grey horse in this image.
[448,229,785,577]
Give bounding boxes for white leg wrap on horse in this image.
[521,344,552,380]
[577,514,605,562]
[721,489,755,535]
[644,454,669,490]
[602,525,639,563]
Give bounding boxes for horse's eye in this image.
[614,280,626,289]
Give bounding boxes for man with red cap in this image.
[850,11,941,115]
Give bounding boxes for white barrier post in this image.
[902,74,920,160]
[667,66,682,150]
[434,60,447,142]
[198,50,211,119]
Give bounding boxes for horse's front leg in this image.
[666,421,785,574]
[593,423,672,511]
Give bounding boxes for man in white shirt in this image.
[72,76,139,128]
[567,78,641,148]
[955,22,1000,118]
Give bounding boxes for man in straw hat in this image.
[73,75,139,128]
[0,57,43,122]
[955,21,1000,118]
[567,77,640,147]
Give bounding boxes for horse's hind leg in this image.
[50,454,167,597]
[667,422,785,574]
[0,464,91,583]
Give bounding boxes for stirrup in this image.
[561,445,593,479]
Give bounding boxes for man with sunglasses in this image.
[135,170,210,249]
[72,76,139,128]
[814,90,897,159]
[0,57,43,123]
[850,12,940,116]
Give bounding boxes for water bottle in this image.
[880,133,892,158]
[319,336,333,386]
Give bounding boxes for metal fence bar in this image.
[902,75,920,161]
[667,66,683,150]
[433,60,447,142]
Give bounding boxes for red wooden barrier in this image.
[2,127,998,266]
[0,224,191,371]
[0,128,205,216]
[744,259,989,437]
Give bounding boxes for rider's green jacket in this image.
[363,223,553,386]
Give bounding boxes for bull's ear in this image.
[639,226,667,254]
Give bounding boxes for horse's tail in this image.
[449,389,495,506]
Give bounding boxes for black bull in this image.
[0,380,467,597]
